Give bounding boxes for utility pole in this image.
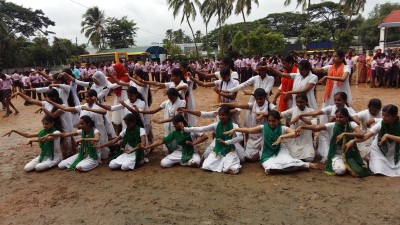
[76,37,79,61]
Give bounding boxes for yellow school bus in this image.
[127,52,151,65]
[79,52,128,66]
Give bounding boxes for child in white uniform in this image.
[225,111,317,174]
[146,115,208,168]
[346,104,400,177]
[98,113,148,170]
[3,116,62,172]
[297,108,369,177]
[216,88,276,162]
[292,92,357,162]
[353,98,382,159]
[182,106,243,174]
[54,116,101,172]
[281,93,317,162]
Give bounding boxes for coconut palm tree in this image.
[167,0,201,57]
[340,0,366,31]
[284,0,311,50]
[195,30,202,43]
[234,0,259,23]
[198,1,213,57]
[201,0,233,55]
[80,6,108,50]
[166,29,174,42]
[284,0,310,11]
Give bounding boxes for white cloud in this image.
[9,0,383,46]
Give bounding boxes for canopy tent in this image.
[378,10,400,51]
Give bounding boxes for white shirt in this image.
[321,105,357,118]
[322,65,352,106]
[120,127,146,150]
[289,72,319,110]
[324,122,358,155]
[76,128,100,146]
[214,79,240,103]
[184,122,243,146]
[356,109,382,132]
[227,75,275,97]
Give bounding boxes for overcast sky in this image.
[10,0,385,47]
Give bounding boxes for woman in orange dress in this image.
[366,51,374,83]
[357,51,367,83]
[271,55,297,112]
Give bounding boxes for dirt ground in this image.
[1,83,400,225]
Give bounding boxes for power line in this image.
[69,0,89,8]
[137,27,164,37]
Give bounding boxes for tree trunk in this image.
[346,12,353,32]
[205,23,209,58]
[242,10,249,55]
[218,13,223,56]
[186,15,199,58]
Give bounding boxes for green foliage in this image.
[163,39,183,56]
[52,37,88,63]
[334,31,354,50]
[0,0,55,37]
[27,37,52,66]
[163,29,193,44]
[167,0,200,57]
[81,6,108,50]
[234,0,259,23]
[200,0,233,55]
[232,31,247,53]
[308,1,347,40]
[231,25,285,55]
[357,2,400,49]
[260,12,307,37]
[105,16,137,49]
[298,23,331,44]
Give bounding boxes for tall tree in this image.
[308,1,347,40]
[357,2,400,49]
[232,30,248,53]
[339,0,366,31]
[284,0,309,11]
[199,1,213,56]
[234,0,259,23]
[105,16,138,49]
[27,37,52,66]
[284,0,311,50]
[80,6,108,50]
[173,29,184,43]
[262,12,307,37]
[195,30,202,43]
[201,0,233,55]
[167,0,201,57]
[0,0,54,68]
[0,0,55,37]
[165,29,174,42]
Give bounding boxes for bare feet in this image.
[308,163,322,170]
[226,169,239,175]
[14,111,19,115]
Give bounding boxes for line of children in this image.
[4,60,400,179]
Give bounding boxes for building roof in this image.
[379,10,400,28]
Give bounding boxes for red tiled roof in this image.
[381,10,400,23]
